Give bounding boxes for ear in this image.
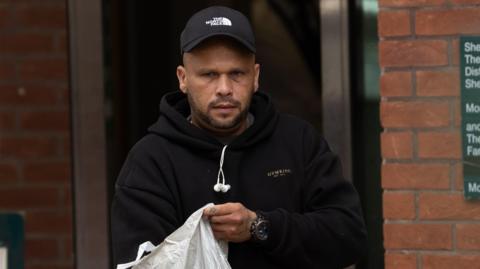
[176,65,188,94]
[253,63,260,92]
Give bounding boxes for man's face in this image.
[176,37,260,136]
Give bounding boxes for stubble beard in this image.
[187,94,251,132]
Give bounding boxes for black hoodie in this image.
[111,91,367,268]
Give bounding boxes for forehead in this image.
[182,36,255,66]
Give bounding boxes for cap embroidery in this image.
[205,17,232,26]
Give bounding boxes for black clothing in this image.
[111,91,367,268]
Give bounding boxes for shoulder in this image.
[276,113,323,140]
[116,134,173,188]
[128,134,165,160]
[122,134,172,174]
[276,113,332,154]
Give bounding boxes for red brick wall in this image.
[379,0,480,268]
[0,0,73,268]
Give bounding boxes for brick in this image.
[418,132,461,159]
[16,4,67,29]
[380,101,450,128]
[457,224,480,250]
[383,192,416,219]
[0,6,9,29]
[0,61,15,81]
[454,99,461,127]
[25,211,72,235]
[379,0,445,6]
[18,58,68,81]
[62,236,73,260]
[379,40,448,67]
[0,85,59,106]
[0,112,15,130]
[25,238,58,260]
[384,223,452,249]
[380,72,412,97]
[0,187,58,209]
[0,163,17,182]
[62,184,72,206]
[385,252,416,269]
[20,110,69,131]
[423,254,480,269]
[378,10,411,37]
[56,32,68,53]
[419,193,480,220]
[382,163,450,189]
[416,70,460,97]
[452,0,480,3]
[452,39,460,66]
[62,135,71,157]
[381,132,413,159]
[416,8,480,35]
[454,162,463,190]
[24,161,71,183]
[0,137,57,158]
[0,33,54,54]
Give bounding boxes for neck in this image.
[191,117,248,138]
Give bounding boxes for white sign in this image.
[0,246,7,269]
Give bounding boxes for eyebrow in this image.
[195,67,249,74]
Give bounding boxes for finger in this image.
[211,223,232,232]
[203,206,218,217]
[210,213,245,225]
[209,203,242,216]
[211,224,248,242]
[212,231,227,241]
[211,224,243,238]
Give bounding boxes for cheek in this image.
[188,89,213,110]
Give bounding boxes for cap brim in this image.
[182,32,256,54]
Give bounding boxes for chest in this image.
[170,146,305,220]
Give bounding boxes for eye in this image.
[230,70,245,79]
[202,72,217,78]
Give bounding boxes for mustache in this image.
[209,97,241,108]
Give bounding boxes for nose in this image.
[216,74,233,96]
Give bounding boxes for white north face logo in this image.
[205,17,232,26]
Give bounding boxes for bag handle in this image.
[116,241,156,269]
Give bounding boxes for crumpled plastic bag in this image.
[117,203,231,269]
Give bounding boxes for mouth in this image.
[213,103,236,109]
[211,103,238,114]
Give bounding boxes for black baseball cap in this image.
[180,6,256,54]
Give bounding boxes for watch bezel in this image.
[250,212,269,241]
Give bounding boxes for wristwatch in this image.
[250,212,269,242]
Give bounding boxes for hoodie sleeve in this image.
[257,125,367,268]
[110,143,181,265]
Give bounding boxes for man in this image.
[111,6,367,268]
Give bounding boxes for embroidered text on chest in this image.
[267,169,292,178]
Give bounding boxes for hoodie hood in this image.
[147,91,279,151]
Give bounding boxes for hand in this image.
[203,202,257,243]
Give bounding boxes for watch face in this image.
[255,220,269,241]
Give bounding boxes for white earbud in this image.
[213,183,231,193]
[221,184,231,193]
[213,183,222,192]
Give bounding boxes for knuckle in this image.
[231,215,242,223]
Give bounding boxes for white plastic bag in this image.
[117,203,231,269]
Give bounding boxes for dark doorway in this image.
[350,0,384,268]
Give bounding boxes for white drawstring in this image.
[213,145,231,193]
